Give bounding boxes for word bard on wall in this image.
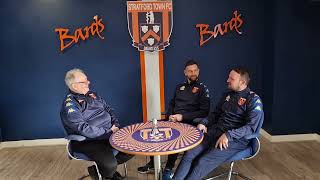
[55,15,105,52]
[196,10,244,46]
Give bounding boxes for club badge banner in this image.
[127,1,173,51]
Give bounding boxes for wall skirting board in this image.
[260,129,320,143]
[0,138,67,149]
[0,130,319,149]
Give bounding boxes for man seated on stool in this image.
[60,68,133,180]
[172,67,264,180]
[137,60,211,179]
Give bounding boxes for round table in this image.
[109,121,204,180]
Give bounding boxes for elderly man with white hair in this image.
[60,68,132,180]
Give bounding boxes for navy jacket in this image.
[167,80,210,124]
[60,91,119,140]
[206,87,263,141]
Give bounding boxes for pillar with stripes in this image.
[127,1,173,122]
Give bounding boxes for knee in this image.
[182,151,198,162]
[116,153,134,164]
[101,156,118,170]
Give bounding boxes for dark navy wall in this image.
[0,0,317,141]
[0,0,142,140]
[269,0,320,135]
[163,0,265,120]
[261,0,276,133]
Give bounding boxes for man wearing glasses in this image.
[60,68,132,180]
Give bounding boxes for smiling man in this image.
[60,68,132,180]
[138,60,211,179]
[172,67,264,180]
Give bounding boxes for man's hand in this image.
[174,114,183,122]
[169,115,176,122]
[169,114,183,122]
[111,125,119,133]
[197,124,207,133]
[215,133,229,150]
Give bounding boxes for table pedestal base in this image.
[154,155,162,180]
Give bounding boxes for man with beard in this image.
[137,60,211,179]
[172,67,264,180]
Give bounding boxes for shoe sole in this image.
[137,168,155,174]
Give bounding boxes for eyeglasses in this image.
[72,80,90,84]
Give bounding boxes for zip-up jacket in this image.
[206,87,263,141]
[167,80,210,124]
[60,91,119,140]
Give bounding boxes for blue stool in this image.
[205,114,264,180]
[65,135,127,180]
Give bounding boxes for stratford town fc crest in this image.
[127,1,173,51]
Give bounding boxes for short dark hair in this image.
[185,59,199,69]
[232,67,251,85]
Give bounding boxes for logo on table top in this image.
[132,127,180,143]
[127,1,173,51]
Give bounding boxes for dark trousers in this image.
[146,118,202,170]
[173,128,249,180]
[147,153,179,170]
[71,140,133,178]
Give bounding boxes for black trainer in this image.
[112,171,124,180]
[137,162,154,174]
[87,165,100,180]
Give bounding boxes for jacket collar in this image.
[185,79,199,86]
[234,87,250,96]
[69,90,95,101]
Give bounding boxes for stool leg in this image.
[124,163,128,178]
[94,162,102,180]
[205,172,229,180]
[78,174,90,180]
[227,162,234,180]
[237,172,252,180]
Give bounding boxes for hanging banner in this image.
[127,1,173,51]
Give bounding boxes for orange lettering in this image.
[196,24,215,46]
[54,28,75,51]
[196,10,244,46]
[55,15,105,52]
[74,28,86,43]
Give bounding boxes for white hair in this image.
[64,68,84,89]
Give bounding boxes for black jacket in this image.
[167,80,210,124]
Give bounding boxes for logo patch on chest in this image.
[65,102,73,107]
[65,98,72,102]
[68,108,76,114]
[180,86,185,91]
[89,93,97,99]
[238,97,247,106]
[192,87,199,93]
